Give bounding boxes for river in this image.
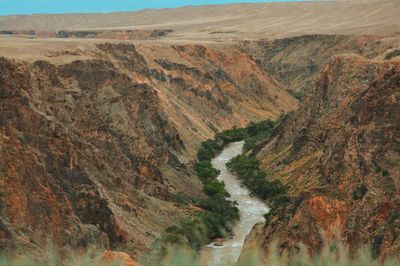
[201,141,269,266]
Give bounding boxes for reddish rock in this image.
[100,251,140,266]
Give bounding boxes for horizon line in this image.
[0,0,314,17]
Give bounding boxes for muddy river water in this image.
[201,141,269,266]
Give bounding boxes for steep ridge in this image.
[0,42,296,259]
[241,46,400,261]
[241,33,400,92]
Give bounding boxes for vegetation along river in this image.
[201,141,269,265]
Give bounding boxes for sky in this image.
[0,0,308,16]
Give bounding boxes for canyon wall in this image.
[0,41,296,259]
[241,34,400,262]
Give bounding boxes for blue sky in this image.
[0,0,307,16]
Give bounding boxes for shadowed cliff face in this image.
[0,42,296,259]
[243,51,400,261]
[0,56,191,257]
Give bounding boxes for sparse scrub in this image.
[290,90,304,100]
[171,192,194,206]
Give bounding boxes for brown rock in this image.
[100,251,140,266]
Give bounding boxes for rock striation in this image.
[241,38,400,262]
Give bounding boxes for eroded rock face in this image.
[0,41,296,259]
[243,51,400,261]
[241,34,400,93]
[0,56,186,256]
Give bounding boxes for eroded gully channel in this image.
[201,141,269,266]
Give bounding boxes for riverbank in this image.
[201,141,269,266]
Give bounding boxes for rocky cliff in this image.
[242,34,400,93]
[0,41,296,260]
[241,36,400,262]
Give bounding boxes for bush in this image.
[216,127,247,144]
[196,139,223,161]
[195,160,220,180]
[203,179,228,196]
[264,208,279,222]
[163,219,209,250]
[171,192,194,206]
[352,184,368,200]
[198,194,239,222]
[291,90,304,100]
[214,119,276,150]
[160,194,239,251]
[243,131,270,151]
[200,211,230,239]
[389,211,400,223]
[246,119,276,137]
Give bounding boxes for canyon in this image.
[0,0,400,264]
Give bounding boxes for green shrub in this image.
[243,131,270,151]
[203,179,227,196]
[216,127,247,144]
[195,160,220,180]
[264,208,279,223]
[352,184,368,200]
[381,170,389,177]
[246,119,276,136]
[196,139,223,161]
[214,119,276,149]
[200,211,230,239]
[197,194,239,222]
[163,219,209,250]
[270,194,290,209]
[172,192,194,206]
[160,194,239,251]
[291,90,304,100]
[389,211,400,223]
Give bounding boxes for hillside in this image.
[241,37,400,262]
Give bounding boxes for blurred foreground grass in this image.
[0,241,398,266]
